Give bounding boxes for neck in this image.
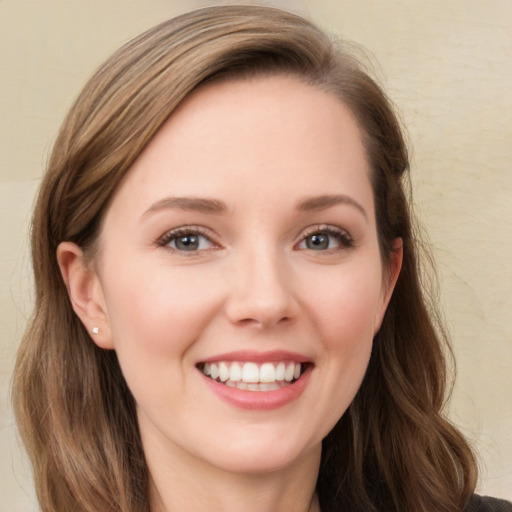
[147,441,322,512]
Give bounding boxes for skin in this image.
[58,75,402,512]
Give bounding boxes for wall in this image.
[1,1,510,509]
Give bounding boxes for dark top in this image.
[466,495,512,512]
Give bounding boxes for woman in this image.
[12,5,511,512]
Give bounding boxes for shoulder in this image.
[465,495,512,512]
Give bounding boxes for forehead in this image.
[105,75,373,222]
[168,74,365,159]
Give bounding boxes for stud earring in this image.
[92,326,99,335]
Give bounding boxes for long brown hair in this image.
[12,5,477,511]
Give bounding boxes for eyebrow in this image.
[142,197,227,217]
[142,194,367,221]
[297,194,368,221]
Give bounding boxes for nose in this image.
[224,246,297,329]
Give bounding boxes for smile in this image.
[198,361,308,392]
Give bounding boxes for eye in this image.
[297,226,353,252]
[157,228,217,253]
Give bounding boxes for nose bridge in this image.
[225,240,295,327]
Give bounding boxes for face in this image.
[91,76,399,477]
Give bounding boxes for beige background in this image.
[1,0,511,509]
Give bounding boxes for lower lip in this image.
[200,368,312,410]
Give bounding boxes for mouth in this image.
[196,360,310,392]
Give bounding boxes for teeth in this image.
[218,362,230,382]
[259,363,275,383]
[275,362,285,381]
[227,381,283,392]
[284,363,295,382]
[229,362,242,382]
[201,361,305,387]
[242,362,259,383]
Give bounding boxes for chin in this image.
[200,428,322,476]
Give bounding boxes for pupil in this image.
[177,235,199,251]
[308,234,329,250]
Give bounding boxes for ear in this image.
[57,241,114,349]
[374,237,403,334]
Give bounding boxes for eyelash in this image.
[296,225,354,252]
[156,227,218,254]
[156,224,354,254]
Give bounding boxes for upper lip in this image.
[198,350,312,364]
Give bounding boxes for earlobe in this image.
[56,241,114,349]
[374,237,403,334]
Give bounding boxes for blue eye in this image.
[159,229,215,252]
[305,233,331,250]
[298,227,352,251]
[173,233,201,251]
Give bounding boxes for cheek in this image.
[100,259,225,384]
[302,266,383,423]
[306,266,385,346]
[318,278,377,376]
[101,266,227,428]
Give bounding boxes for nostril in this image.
[224,277,297,328]
[235,315,292,328]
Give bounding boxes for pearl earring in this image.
[92,326,99,335]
